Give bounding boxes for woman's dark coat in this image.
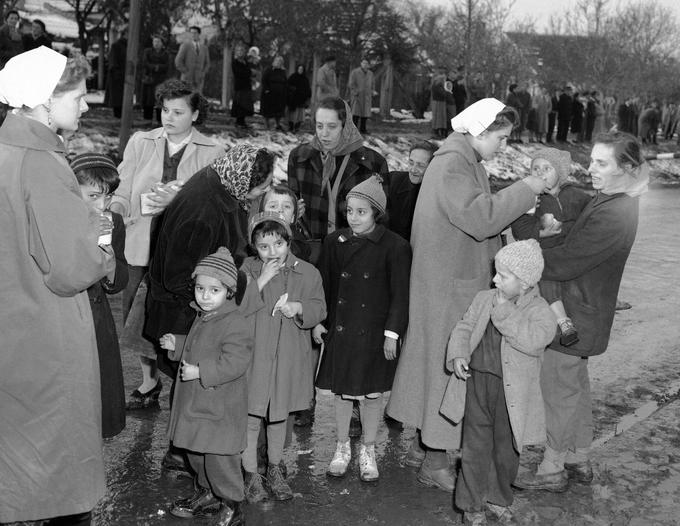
[316,225,412,395]
[287,71,312,110]
[145,167,249,339]
[88,212,129,438]
[260,67,288,118]
[141,47,170,108]
[541,192,639,357]
[232,58,253,118]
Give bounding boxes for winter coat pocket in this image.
[188,384,227,420]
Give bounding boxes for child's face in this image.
[194,274,230,312]
[79,182,111,213]
[493,260,527,301]
[254,232,290,265]
[532,158,559,193]
[346,196,376,236]
[263,192,295,223]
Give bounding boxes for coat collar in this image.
[191,298,239,322]
[144,126,217,147]
[0,112,65,152]
[296,143,371,170]
[339,223,386,244]
[435,132,482,165]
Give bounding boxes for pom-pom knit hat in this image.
[495,239,544,287]
[346,175,386,215]
[192,247,238,290]
[530,147,572,182]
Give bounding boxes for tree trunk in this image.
[310,52,320,107]
[380,57,393,119]
[221,39,232,109]
[118,0,141,154]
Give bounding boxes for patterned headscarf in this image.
[212,144,262,211]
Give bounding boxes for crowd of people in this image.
[0,36,652,526]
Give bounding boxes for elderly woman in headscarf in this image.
[386,98,547,493]
[287,96,388,246]
[0,47,114,525]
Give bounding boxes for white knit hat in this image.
[495,239,544,287]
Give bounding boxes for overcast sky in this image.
[425,0,680,31]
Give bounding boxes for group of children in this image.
[75,143,588,526]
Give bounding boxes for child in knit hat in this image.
[511,147,592,346]
[161,247,252,524]
[238,211,326,502]
[441,239,556,526]
[72,152,129,439]
[315,175,412,483]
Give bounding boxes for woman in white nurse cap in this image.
[0,46,114,526]
[386,98,548,491]
[0,45,89,131]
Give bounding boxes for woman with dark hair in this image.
[387,98,547,493]
[515,132,648,492]
[287,64,311,132]
[0,47,114,525]
[22,19,52,50]
[110,79,225,409]
[287,96,388,244]
[141,36,170,122]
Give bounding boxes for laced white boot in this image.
[359,443,379,482]
[327,440,351,477]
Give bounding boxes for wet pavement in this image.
[95,189,680,525]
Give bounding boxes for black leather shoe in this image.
[564,460,594,483]
[170,486,219,518]
[210,500,245,526]
[126,379,162,410]
[161,450,192,479]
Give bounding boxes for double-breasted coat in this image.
[240,253,326,422]
[440,288,556,451]
[348,66,374,118]
[316,225,412,395]
[386,132,536,450]
[0,114,114,522]
[167,301,254,455]
[88,212,129,439]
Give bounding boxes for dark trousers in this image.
[187,451,244,503]
[352,115,368,133]
[455,370,519,513]
[547,112,557,142]
[556,119,570,141]
[585,116,596,142]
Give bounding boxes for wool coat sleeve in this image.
[434,152,535,241]
[384,237,412,337]
[103,212,129,294]
[167,334,187,361]
[445,290,487,370]
[293,267,327,330]
[490,295,555,357]
[162,218,215,300]
[174,43,188,75]
[542,199,629,281]
[113,132,143,215]
[24,153,114,296]
[199,314,253,388]
[511,213,540,241]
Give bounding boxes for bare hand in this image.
[257,259,281,291]
[312,324,327,345]
[180,360,199,381]
[297,198,306,219]
[279,301,302,318]
[159,333,175,351]
[96,213,113,238]
[453,357,471,380]
[383,337,397,360]
[146,182,182,210]
[495,288,509,305]
[522,175,549,195]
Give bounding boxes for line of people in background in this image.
[0,10,52,68]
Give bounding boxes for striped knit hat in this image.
[346,175,386,215]
[70,153,118,173]
[192,247,238,290]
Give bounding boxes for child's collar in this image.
[190,299,238,321]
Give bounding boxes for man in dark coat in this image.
[387,141,437,241]
[556,86,573,142]
[105,31,127,118]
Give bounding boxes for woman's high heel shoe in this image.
[126,379,162,410]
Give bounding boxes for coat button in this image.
[338,298,344,305]
[341,271,350,278]
[363,272,370,279]
[361,303,366,308]
[336,325,344,332]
